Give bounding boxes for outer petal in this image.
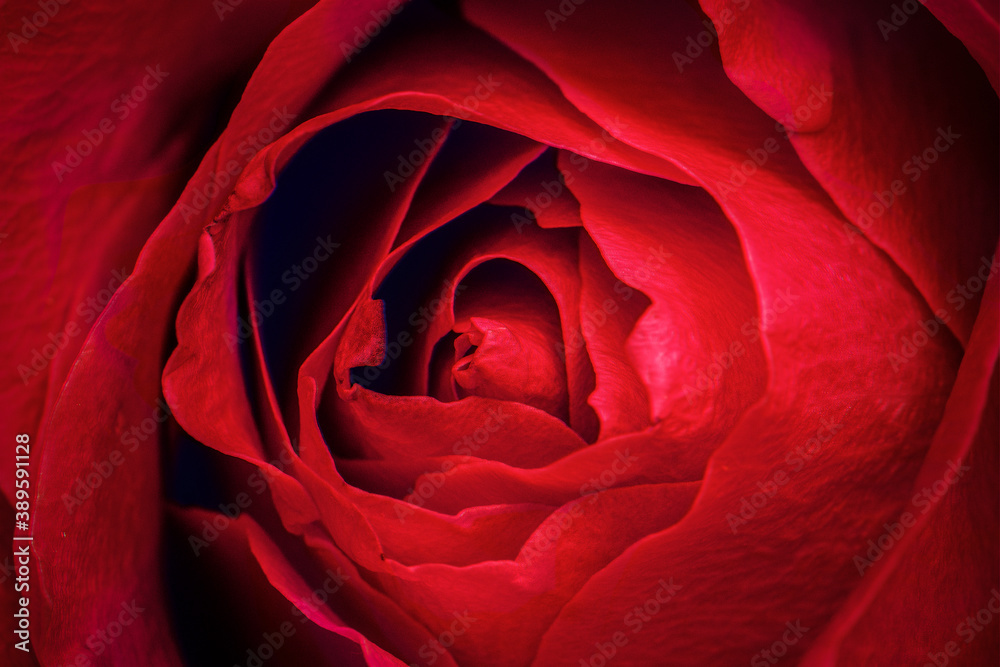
[802,251,1000,665]
[167,507,406,666]
[699,0,999,343]
[368,482,701,667]
[0,0,317,505]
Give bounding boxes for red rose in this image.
[2,0,997,665]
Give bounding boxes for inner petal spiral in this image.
[451,315,569,420]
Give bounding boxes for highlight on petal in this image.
[8,0,994,665]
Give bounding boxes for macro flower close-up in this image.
[1,0,998,665]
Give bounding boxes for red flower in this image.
[1,1,996,665]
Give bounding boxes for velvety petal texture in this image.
[700,0,998,344]
[4,0,995,666]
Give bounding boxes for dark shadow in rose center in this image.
[348,206,583,432]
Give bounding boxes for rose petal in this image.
[700,0,999,343]
[0,0,305,503]
[32,307,184,667]
[450,264,570,421]
[361,423,705,515]
[563,156,766,444]
[369,482,700,667]
[489,148,585,231]
[801,250,999,665]
[316,0,698,184]
[25,2,444,662]
[529,169,965,666]
[577,234,653,438]
[392,120,547,249]
[168,506,409,666]
[240,111,450,419]
[323,207,598,459]
[451,7,972,657]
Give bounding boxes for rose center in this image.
[450,315,569,421]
